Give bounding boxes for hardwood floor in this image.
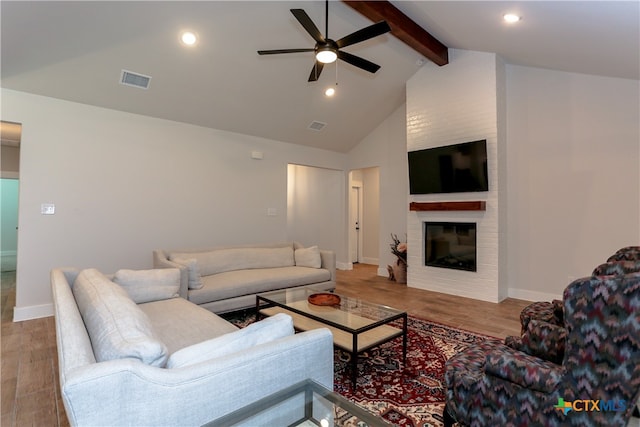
[335,264,530,339]
[0,264,530,426]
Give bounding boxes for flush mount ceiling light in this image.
[503,13,521,23]
[325,87,336,97]
[180,31,198,46]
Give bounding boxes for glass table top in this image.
[257,288,405,333]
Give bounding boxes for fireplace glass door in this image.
[424,222,477,272]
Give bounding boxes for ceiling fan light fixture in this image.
[316,47,337,64]
[325,87,336,97]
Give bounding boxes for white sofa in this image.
[153,242,336,313]
[51,267,334,426]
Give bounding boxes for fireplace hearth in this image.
[424,222,477,272]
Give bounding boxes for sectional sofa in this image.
[51,267,334,426]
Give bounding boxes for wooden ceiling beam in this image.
[342,0,448,66]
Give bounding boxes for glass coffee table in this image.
[257,288,407,390]
[203,379,391,426]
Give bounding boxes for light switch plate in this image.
[41,203,55,215]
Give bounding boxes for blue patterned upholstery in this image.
[519,299,563,334]
[607,246,640,262]
[592,260,640,276]
[505,319,566,364]
[445,273,640,427]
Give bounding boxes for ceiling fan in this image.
[257,0,391,82]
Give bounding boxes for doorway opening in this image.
[287,164,344,260]
[1,121,22,322]
[348,167,379,267]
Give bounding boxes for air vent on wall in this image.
[120,69,151,89]
[308,121,326,131]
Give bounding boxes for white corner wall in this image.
[347,104,408,276]
[405,50,639,304]
[3,89,347,320]
[406,50,506,302]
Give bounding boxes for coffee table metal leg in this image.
[351,335,358,390]
[402,313,408,364]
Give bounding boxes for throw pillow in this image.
[72,268,168,367]
[295,246,322,269]
[170,257,203,290]
[113,268,180,303]
[166,313,294,369]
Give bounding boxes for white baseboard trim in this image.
[361,257,379,265]
[508,288,562,303]
[13,303,54,322]
[336,261,352,270]
[377,267,389,277]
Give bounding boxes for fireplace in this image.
[424,222,477,272]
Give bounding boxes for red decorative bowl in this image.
[308,293,341,306]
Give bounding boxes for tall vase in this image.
[392,259,407,284]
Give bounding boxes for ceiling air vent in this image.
[308,120,326,131]
[120,69,151,89]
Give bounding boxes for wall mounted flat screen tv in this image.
[408,140,488,194]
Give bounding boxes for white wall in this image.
[2,89,347,320]
[347,104,408,276]
[506,65,640,300]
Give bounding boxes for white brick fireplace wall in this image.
[406,50,507,302]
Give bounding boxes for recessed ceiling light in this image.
[325,87,336,97]
[503,14,521,23]
[180,31,198,46]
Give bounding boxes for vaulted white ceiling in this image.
[2,1,638,153]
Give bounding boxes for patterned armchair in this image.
[516,259,640,335]
[444,272,640,427]
[607,246,640,262]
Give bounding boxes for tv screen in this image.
[408,140,488,194]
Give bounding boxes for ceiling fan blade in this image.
[337,50,381,74]
[336,21,391,49]
[290,9,325,43]
[257,48,314,55]
[308,61,325,82]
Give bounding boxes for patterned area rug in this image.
[222,311,501,427]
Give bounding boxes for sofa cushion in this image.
[72,269,168,367]
[166,313,294,368]
[138,298,238,354]
[188,266,331,305]
[170,246,295,276]
[295,245,321,268]
[113,268,181,303]
[170,257,203,290]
